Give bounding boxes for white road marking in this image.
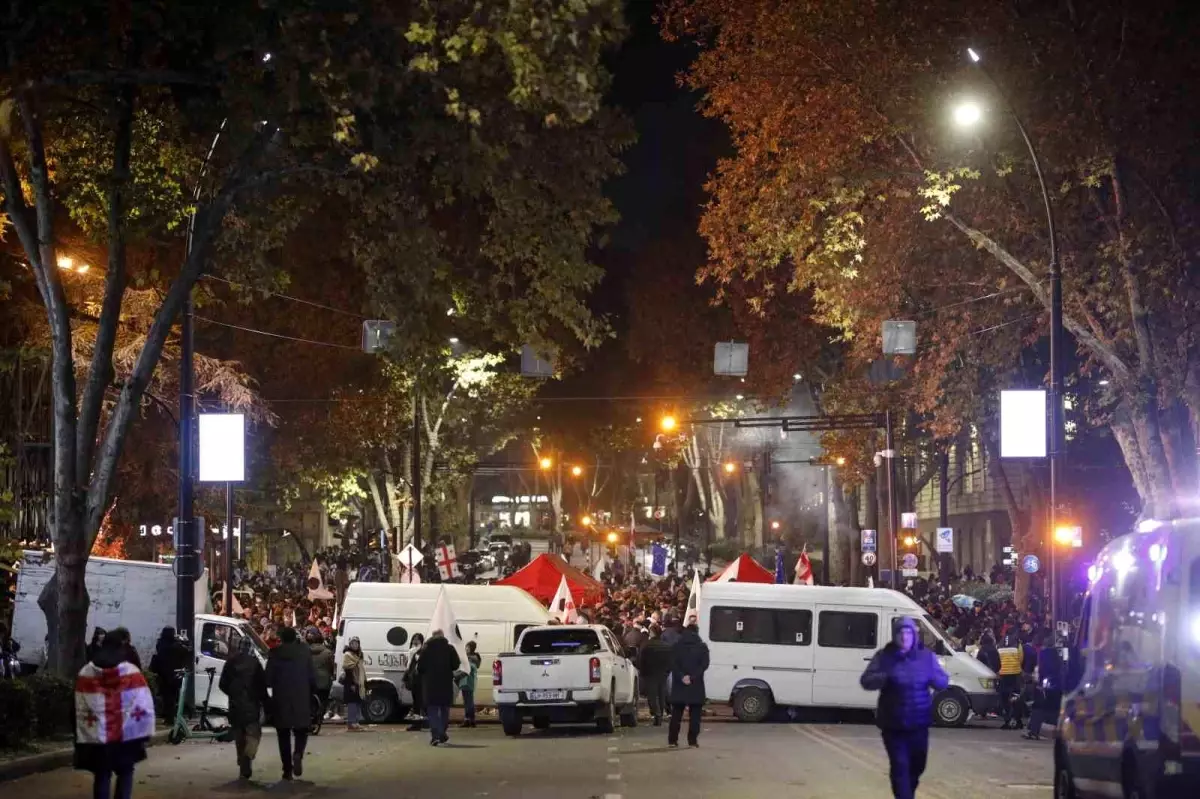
[607,773,622,781]
[607,757,620,764]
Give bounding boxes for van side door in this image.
[813,606,880,708]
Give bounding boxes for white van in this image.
[698,583,999,727]
[1054,518,1200,799]
[331,583,552,723]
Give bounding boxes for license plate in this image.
[528,689,567,701]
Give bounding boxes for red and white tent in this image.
[706,553,776,584]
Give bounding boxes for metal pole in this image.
[223,482,233,616]
[885,411,899,589]
[970,49,1060,624]
[411,396,422,551]
[821,465,831,585]
[468,473,477,550]
[760,451,769,550]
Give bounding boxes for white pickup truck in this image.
[493,624,639,735]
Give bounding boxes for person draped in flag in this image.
[74,626,155,799]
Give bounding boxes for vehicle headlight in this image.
[979,678,996,690]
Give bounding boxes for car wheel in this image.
[364,686,396,724]
[732,686,772,723]
[532,716,551,730]
[500,707,522,737]
[933,689,969,728]
[1054,746,1076,799]
[596,687,617,734]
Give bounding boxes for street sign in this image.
[935,527,954,553]
[398,543,424,569]
[882,320,917,355]
[901,512,917,529]
[861,552,877,567]
[901,568,919,577]
[1022,554,1041,574]
[713,342,750,376]
[860,528,877,552]
[901,553,918,570]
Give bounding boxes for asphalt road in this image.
[5,715,1054,798]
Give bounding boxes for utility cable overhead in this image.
[194,315,363,350]
[201,274,368,319]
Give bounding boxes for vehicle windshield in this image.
[240,623,270,659]
[518,629,601,655]
[923,614,965,652]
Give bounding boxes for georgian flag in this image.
[549,574,577,623]
[794,548,814,585]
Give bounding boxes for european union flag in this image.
[651,543,668,577]
[774,549,786,584]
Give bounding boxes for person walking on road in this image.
[219,635,269,780]
[860,616,949,799]
[1024,632,1063,741]
[148,628,186,719]
[639,624,672,726]
[417,629,461,746]
[341,636,367,731]
[74,629,155,799]
[307,628,335,720]
[458,640,481,728]
[266,627,317,781]
[667,616,709,748]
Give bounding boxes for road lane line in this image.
[793,725,954,799]
[607,757,620,764]
[607,773,622,780]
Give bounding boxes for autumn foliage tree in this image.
[662,0,1200,521]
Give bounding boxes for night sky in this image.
[540,1,726,422]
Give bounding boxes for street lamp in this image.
[835,456,846,467]
[539,457,552,471]
[958,46,1062,624]
[581,515,593,527]
[770,520,781,531]
[952,100,983,128]
[723,461,737,475]
[660,415,677,433]
[571,465,583,478]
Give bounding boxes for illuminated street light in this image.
[571,465,583,478]
[660,415,677,433]
[606,531,619,544]
[903,535,917,547]
[835,456,846,467]
[539,457,553,470]
[1054,525,1077,545]
[581,515,593,527]
[723,461,737,475]
[953,100,983,128]
[57,256,73,269]
[793,373,802,381]
[770,520,781,531]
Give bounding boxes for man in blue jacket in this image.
[860,616,949,799]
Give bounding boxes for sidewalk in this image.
[0,729,170,783]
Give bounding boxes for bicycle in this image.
[310,692,325,736]
[167,667,231,744]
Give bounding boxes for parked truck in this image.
[493,624,639,735]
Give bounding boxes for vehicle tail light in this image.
[589,656,601,683]
[493,659,503,686]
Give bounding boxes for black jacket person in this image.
[265,628,316,780]
[219,636,268,780]
[666,622,709,747]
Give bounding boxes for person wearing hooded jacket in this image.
[860,616,950,799]
[306,628,335,720]
[666,617,710,748]
[219,635,269,780]
[341,637,367,731]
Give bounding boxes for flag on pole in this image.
[290,607,299,629]
[650,544,668,578]
[549,574,577,623]
[794,546,814,585]
[231,592,245,616]
[685,570,702,626]
[774,549,786,584]
[332,601,340,631]
[435,544,460,581]
[428,585,468,665]
[592,552,609,581]
[307,559,333,600]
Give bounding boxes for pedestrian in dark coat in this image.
[306,628,335,713]
[404,634,426,731]
[219,636,269,780]
[417,630,461,746]
[666,621,709,748]
[148,627,186,719]
[638,625,672,725]
[1024,633,1063,740]
[860,616,950,799]
[265,627,316,781]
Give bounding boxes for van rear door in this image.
[813,605,880,708]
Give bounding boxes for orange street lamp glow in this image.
[903,535,917,547]
[835,457,846,466]
[1054,526,1076,545]
[571,465,583,477]
[770,520,781,531]
[606,531,619,544]
[581,515,593,527]
[539,457,552,470]
[660,415,677,432]
[723,461,737,475]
